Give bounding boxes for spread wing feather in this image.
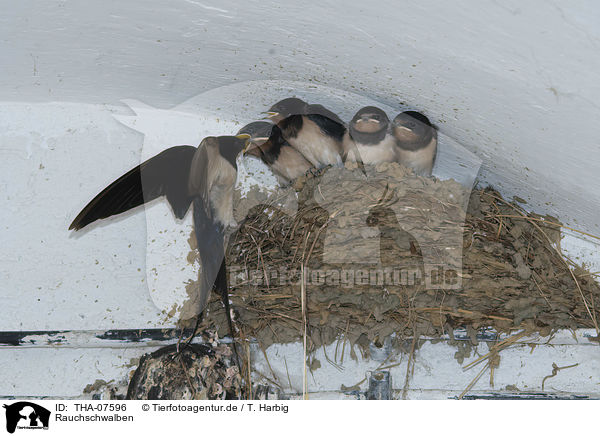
[69,145,197,230]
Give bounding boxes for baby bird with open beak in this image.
[265,97,344,169]
[392,111,438,176]
[238,121,312,184]
[343,106,396,165]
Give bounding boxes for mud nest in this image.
[199,162,600,353]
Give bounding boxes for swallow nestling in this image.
[392,111,438,176]
[264,97,307,124]
[265,97,344,169]
[238,121,313,183]
[343,106,396,165]
[69,134,250,351]
[236,120,273,143]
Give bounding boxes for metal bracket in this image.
[367,370,391,400]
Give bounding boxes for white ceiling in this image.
[2,0,599,234]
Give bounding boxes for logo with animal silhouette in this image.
[3,402,50,433]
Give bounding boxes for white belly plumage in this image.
[355,135,397,165]
[289,119,343,168]
[395,137,437,176]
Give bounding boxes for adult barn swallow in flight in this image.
[391,111,438,176]
[69,145,198,230]
[238,121,313,183]
[69,134,250,347]
[343,106,396,165]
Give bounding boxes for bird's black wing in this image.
[69,145,197,230]
[191,194,225,315]
[306,104,347,143]
[306,113,347,144]
[306,104,367,174]
[187,137,243,366]
[306,103,346,126]
[187,137,233,315]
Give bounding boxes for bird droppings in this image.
[83,378,128,400]
[83,379,110,393]
[182,162,600,359]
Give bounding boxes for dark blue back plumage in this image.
[306,113,346,142]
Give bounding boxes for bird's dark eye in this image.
[373,115,380,121]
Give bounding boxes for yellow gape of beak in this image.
[241,136,255,155]
[261,111,279,120]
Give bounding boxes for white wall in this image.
[2,0,600,234]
